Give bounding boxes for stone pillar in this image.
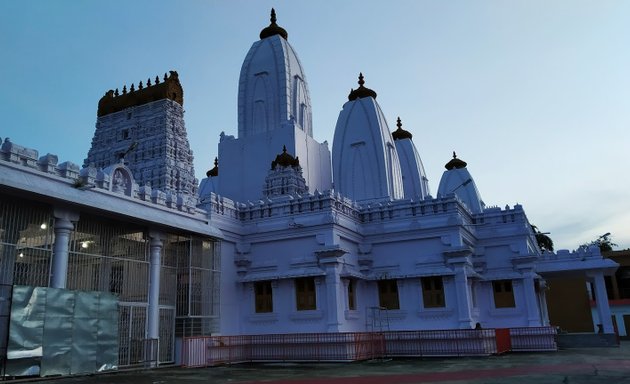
[590,272,614,333]
[522,274,541,326]
[539,288,550,326]
[444,248,474,329]
[50,209,79,289]
[147,231,164,364]
[324,265,343,332]
[316,247,346,332]
[453,268,473,328]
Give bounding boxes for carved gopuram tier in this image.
[85,71,197,197]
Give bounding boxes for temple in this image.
[0,8,620,377]
[197,10,617,337]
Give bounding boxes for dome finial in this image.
[445,151,467,170]
[271,146,300,170]
[348,72,377,101]
[207,157,219,177]
[392,116,413,140]
[270,8,277,23]
[260,8,288,40]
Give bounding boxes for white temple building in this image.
[0,8,619,376]
[197,10,617,336]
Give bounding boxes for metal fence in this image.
[159,307,176,363]
[175,238,220,338]
[182,332,386,367]
[509,326,558,351]
[0,197,53,379]
[119,304,148,366]
[383,329,498,357]
[182,327,558,367]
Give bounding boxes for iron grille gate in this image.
[119,303,147,367]
[118,303,176,367]
[159,306,175,364]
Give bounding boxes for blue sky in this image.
[2,1,629,251]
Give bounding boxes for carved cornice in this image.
[315,245,348,264]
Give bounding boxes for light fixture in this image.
[81,241,89,249]
[40,223,47,230]
[19,252,24,258]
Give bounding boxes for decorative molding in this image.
[417,308,455,320]
[247,313,279,324]
[289,310,324,321]
[344,310,360,320]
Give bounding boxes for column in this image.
[522,274,541,326]
[444,249,474,329]
[147,231,164,365]
[453,268,473,329]
[324,264,343,332]
[50,209,79,289]
[590,272,614,333]
[538,281,550,326]
[316,248,346,332]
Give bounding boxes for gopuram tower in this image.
[84,71,198,196]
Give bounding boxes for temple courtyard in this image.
[26,342,630,384]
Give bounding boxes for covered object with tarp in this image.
[5,286,118,377]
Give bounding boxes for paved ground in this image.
[26,342,630,384]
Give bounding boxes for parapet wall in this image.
[201,186,524,227]
[0,137,198,215]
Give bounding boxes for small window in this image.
[493,280,516,308]
[121,129,130,140]
[378,280,400,310]
[421,276,445,308]
[254,281,273,313]
[295,277,316,311]
[347,279,356,310]
[127,112,132,120]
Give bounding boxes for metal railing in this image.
[181,327,558,367]
[509,326,557,351]
[127,338,159,367]
[383,329,497,357]
[182,332,385,367]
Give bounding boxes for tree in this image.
[531,224,554,252]
[579,233,618,253]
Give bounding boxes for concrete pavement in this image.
[25,341,630,384]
